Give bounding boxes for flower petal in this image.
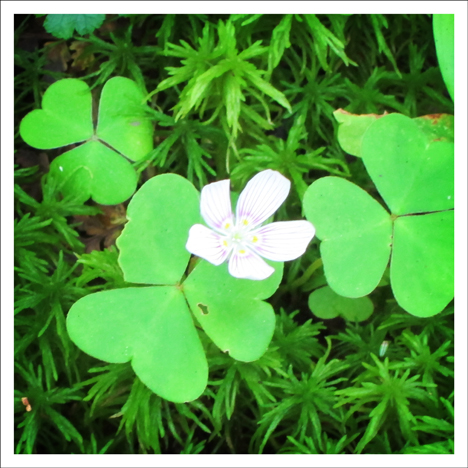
[236,170,291,229]
[186,224,230,266]
[250,221,315,261]
[228,248,275,280]
[200,179,233,232]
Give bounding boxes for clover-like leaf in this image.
[304,112,454,317]
[19,79,93,149]
[391,211,454,317]
[183,259,283,362]
[303,177,392,298]
[116,174,200,285]
[308,286,374,322]
[413,113,454,144]
[333,109,382,157]
[361,113,454,215]
[67,287,208,403]
[433,14,454,101]
[96,77,154,161]
[20,77,153,205]
[334,110,455,160]
[48,141,138,205]
[68,173,284,402]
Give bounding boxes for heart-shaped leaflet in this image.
[20,77,153,205]
[304,113,454,317]
[67,174,284,402]
[303,176,392,298]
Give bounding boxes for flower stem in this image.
[290,257,323,290]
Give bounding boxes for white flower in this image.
[186,169,316,280]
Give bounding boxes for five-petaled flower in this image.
[186,170,316,280]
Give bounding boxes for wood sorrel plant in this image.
[67,170,314,403]
[303,112,454,318]
[19,77,153,205]
[14,13,455,454]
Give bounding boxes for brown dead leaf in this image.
[69,41,95,71]
[74,204,127,253]
[44,41,71,72]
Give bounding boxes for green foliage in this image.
[153,19,292,166]
[279,433,357,454]
[433,15,454,101]
[335,354,433,453]
[230,113,350,200]
[19,77,153,204]
[136,114,222,187]
[67,174,284,402]
[251,338,348,453]
[14,13,454,455]
[333,109,380,157]
[308,286,374,321]
[369,15,401,76]
[76,24,160,91]
[332,323,390,379]
[304,113,454,317]
[304,176,393,297]
[44,14,106,40]
[301,14,356,70]
[15,174,100,253]
[15,362,84,454]
[396,330,453,397]
[75,247,129,290]
[14,45,59,115]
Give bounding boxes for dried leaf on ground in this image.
[74,204,127,253]
[69,41,95,71]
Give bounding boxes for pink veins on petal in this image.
[186,169,316,280]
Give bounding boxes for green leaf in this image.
[307,112,454,316]
[308,286,374,321]
[369,14,400,76]
[303,177,392,298]
[243,65,292,113]
[67,287,208,403]
[186,61,233,111]
[413,114,454,144]
[361,113,454,215]
[183,259,283,362]
[333,109,381,157]
[19,79,93,149]
[19,77,153,205]
[48,141,138,205]
[67,172,286,403]
[433,14,454,101]
[268,15,293,73]
[117,174,200,284]
[334,111,455,158]
[43,14,106,40]
[304,14,356,69]
[97,77,154,161]
[223,72,244,130]
[391,211,454,317]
